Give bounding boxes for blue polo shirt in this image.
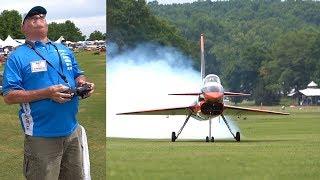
[2,41,84,137]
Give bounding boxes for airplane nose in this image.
[204,92,223,101]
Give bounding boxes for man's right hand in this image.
[48,84,73,103]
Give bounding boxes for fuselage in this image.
[191,74,225,121]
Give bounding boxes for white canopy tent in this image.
[299,81,320,97]
[0,38,4,48]
[2,35,21,47]
[55,36,65,43]
[307,81,318,88]
[94,40,105,43]
[288,81,320,105]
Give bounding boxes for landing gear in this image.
[235,132,240,142]
[171,132,176,142]
[171,113,192,142]
[208,119,212,142]
[205,120,215,142]
[205,136,214,142]
[221,114,241,142]
[210,136,215,142]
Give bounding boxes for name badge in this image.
[31,60,47,73]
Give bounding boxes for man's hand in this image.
[76,75,95,99]
[83,82,95,98]
[48,84,73,103]
[76,75,87,86]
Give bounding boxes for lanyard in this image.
[25,41,69,85]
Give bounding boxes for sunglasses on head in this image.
[27,14,46,21]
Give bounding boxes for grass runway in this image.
[0,51,106,179]
[107,106,320,180]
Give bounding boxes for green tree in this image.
[0,10,24,40]
[107,0,193,57]
[269,28,319,93]
[48,20,85,42]
[149,0,320,105]
[89,30,105,40]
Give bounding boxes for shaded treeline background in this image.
[108,0,320,105]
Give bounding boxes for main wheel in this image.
[171,132,176,142]
[235,132,240,142]
[210,136,215,142]
[205,136,209,142]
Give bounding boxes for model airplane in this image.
[117,34,289,142]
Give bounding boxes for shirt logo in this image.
[63,56,73,71]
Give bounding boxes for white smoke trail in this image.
[106,43,240,140]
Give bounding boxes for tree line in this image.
[148,0,320,105]
[107,0,194,56]
[107,0,320,105]
[0,10,105,41]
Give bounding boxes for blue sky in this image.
[0,0,106,37]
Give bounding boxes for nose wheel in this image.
[205,136,214,142]
[211,137,214,142]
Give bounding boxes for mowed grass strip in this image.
[0,51,106,179]
[107,106,320,180]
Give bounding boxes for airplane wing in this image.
[117,106,193,115]
[224,92,250,96]
[224,105,289,116]
[169,92,250,96]
[168,93,201,96]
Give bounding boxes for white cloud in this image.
[48,15,106,38]
[0,0,105,37]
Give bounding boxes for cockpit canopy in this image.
[201,74,223,93]
[203,74,221,85]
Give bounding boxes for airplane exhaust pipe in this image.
[200,102,223,116]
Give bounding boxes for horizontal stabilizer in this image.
[224,92,250,96]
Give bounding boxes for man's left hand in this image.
[76,76,95,98]
[84,82,95,98]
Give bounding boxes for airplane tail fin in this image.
[200,33,205,80]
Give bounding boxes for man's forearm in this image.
[3,88,50,104]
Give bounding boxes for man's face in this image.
[22,14,48,38]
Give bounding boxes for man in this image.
[2,6,94,180]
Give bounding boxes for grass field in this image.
[0,51,106,179]
[107,106,320,180]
